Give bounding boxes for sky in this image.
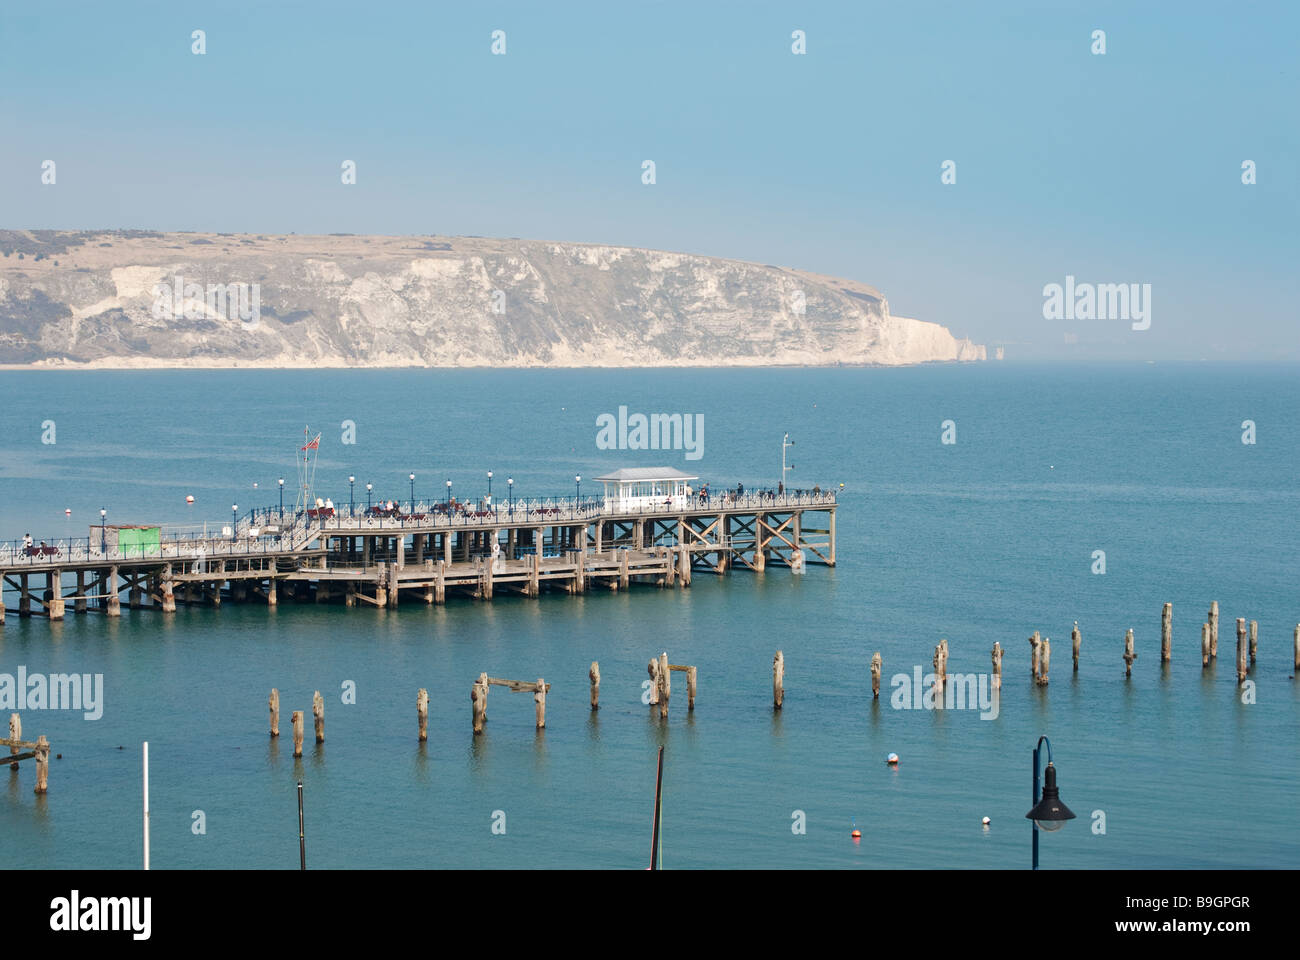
[1,0,1296,361]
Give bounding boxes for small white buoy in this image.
[64,508,71,516]
[186,495,195,504]
[886,752,899,765]
[982,816,991,825]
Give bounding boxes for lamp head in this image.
[1025,762,1076,831]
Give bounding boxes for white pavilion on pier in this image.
[594,467,700,513]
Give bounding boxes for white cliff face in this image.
[0,230,985,367]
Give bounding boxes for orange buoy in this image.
[887,752,899,765]
[851,829,861,839]
[186,495,195,504]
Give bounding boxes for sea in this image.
[0,363,1296,869]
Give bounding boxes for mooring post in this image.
[33,735,49,794]
[773,650,784,710]
[1029,631,1041,680]
[687,665,697,711]
[1123,629,1137,676]
[1071,621,1081,671]
[1202,623,1211,667]
[417,688,429,741]
[106,566,121,617]
[1161,603,1172,663]
[1249,620,1257,666]
[8,713,20,769]
[291,711,304,757]
[1037,638,1050,686]
[647,658,660,706]
[471,678,487,734]
[312,691,324,743]
[534,678,546,729]
[269,688,280,737]
[1294,624,1300,673]
[1208,601,1219,658]
[1236,618,1248,684]
[870,651,882,699]
[991,642,1003,689]
[589,662,600,711]
[933,643,946,697]
[658,652,671,719]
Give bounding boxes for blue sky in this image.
[1,0,1295,360]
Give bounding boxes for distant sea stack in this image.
[0,230,986,368]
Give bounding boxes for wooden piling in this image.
[312,691,324,743]
[471,674,488,734]
[269,688,280,737]
[8,713,19,770]
[1071,621,1081,671]
[1236,618,1248,684]
[1208,601,1219,658]
[33,735,49,794]
[106,566,121,617]
[1161,603,1172,663]
[417,688,429,741]
[1294,624,1299,672]
[658,652,671,719]
[870,652,882,699]
[647,658,660,706]
[1037,637,1050,686]
[1249,620,1257,666]
[291,711,304,757]
[534,679,546,728]
[773,650,784,710]
[1202,623,1211,667]
[1029,631,1041,680]
[687,665,697,711]
[932,643,946,696]
[991,642,1003,690]
[1123,628,1137,676]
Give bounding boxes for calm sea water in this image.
[0,364,1296,869]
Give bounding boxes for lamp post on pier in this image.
[446,479,452,513]
[366,483,372,513]
[100,508,107,555]
[349,476,355,517]
[782,433,795,494]
[278,478,284,520]
[575,474,582,511]
[1024,736,1076,870]
[231,504,238,542]
[409,474,416,513]
[508,477,514,516]
[487,471,493,501]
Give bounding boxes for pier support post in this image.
[1071,622,1081,671]
[266,577,278,607]
[1029,631,1041,680]
[313,691,324,743]
[677,544,691,587]
[1236,618,1248,684]
[1249,620,1258,666]
[773,651,784,710]
[417,688,429,741]
[47,571,64,620]
[292,711,304,757]
[687,665,697,711]
[1037,637,1050,686]
[436,560,446,604]
[1208,601,1219,658]
[1123,628,1137,676]
[0,591,5,625]
[19,574,30,617]
[106,566,121,617]
[74,571,87,614]
[269,689,280,737]
[33,735,49,794]
[1161,603,1172,662]
[870,652,882,699]
[647,658,660,707]
[619,549,629,590]
[534,679,546,729]
[658,652,671,719]
[589,662,600,711]
[991,642,1003,689]
[471,677,487,735]
[387,563,399,607]
[9,714,20,769]
[161,564,177,613]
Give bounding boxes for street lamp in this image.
[409,473,416,512]
[349,476,355,517]
[575,474,581,505]
[446,479,452,510]
[507,477,513,515]
[100,507,107,555]
[782,433,795,494]
[231,504,238,542]
[1024,736,1076,870]
[278,478,284,520]
[487,471,493,500]
[366,482,372,512]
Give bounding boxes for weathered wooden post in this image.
[773,650,785,710]
[269,688,280,737]
[658,652,671,719]
[589,662,600,711]
[932,643,945,697]
[1235,618,1248,684]
[870,652,882,699]
[312,691,324,743]
[1123,629,1137,676]
[534,679,546,729]
[1208,601,1219,658]
[33,735,49,794]
[417,688,429,741]
[687,665,697,711]
[646,658,660,706]
[1249,620,1257,666]
[471,679,487,735]
[291,711,304,757]
[1294,624,1300,673]
[1201,623,1211,667]
[1071,621,1081,672]
[1037,637,1050,686]
[1029,631,1041,680]
[991,642,1003,689]
[1161,603,1172,663]
[8,713,20,770]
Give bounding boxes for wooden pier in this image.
[0,486,836,623]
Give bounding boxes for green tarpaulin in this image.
[116,526,160,557]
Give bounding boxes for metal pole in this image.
[298,779,306,870]
[1031,742,1041,870]
[649,745,664,870]
[143,741,150,870]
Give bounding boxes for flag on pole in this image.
[301,433,321,451]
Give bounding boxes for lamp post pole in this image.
[278,478,284,520]
[508,477,513,516]
[446,480,452,511]
[409,474,416,513]
[366,483,372,512]
[100,508,107,555]
[782,433,795,493]
[575,475,581,513]
[231,504,238,542]
[487,471,493,501]
[1026,735,1076,870]
[349,476,355,517]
